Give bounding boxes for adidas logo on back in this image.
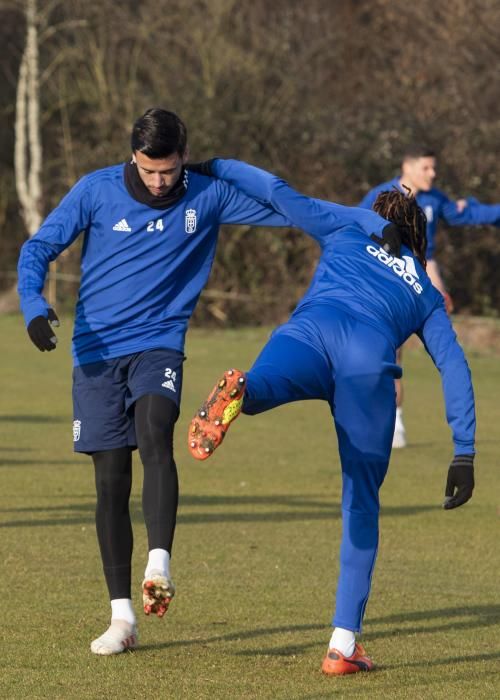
[113,218,132,232]
[366,245,423,295]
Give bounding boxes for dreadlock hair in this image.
[373,187,428,269]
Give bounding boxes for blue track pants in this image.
[243,305,401,631]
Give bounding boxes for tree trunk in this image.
[1,0,43,313]
[16,0,42,235]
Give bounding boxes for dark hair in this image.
[402,144,436,161]
[373,187,428,269]
[131,108,187,158]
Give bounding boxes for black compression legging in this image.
[92,394,179,600]
[136,394,179,552]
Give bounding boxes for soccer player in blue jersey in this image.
[188,159,475,675]
[17,107,406,656]
[359,145,500,448]
[17,107,310,656]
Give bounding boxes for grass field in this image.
[1,315,499,699]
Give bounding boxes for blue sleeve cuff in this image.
[20,297,50,327]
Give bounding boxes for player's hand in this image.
[27,308,60,351]
[370,223,402,258]
[442,291,454,315]
[455,198,468,214]
[187,160,216,177]
[443,454,474,510]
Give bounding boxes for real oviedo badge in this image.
[185,208,197,234]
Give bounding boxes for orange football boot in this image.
[188,369,246,460]
[321,643,374,675]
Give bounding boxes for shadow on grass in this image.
[0,414,68,423]
[380,649,500,671]
[0,446,33,452]
[139,604,500,662]
[138,622,324,653]
[178,499,436,522]
[0,503,95,514]
[0,494,437,528]
[0,459,81,467]
[365,604,500,640]
[0,501,135,528]
[179,494,336,508]
[182,494,438,517]
[369,604,500,625]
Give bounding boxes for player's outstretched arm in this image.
[188,159,401,255]
[18,176,91,331]
[210,158,393,246]
[441,195,500,227]
[188,159,294,229]
[417,304,476,508]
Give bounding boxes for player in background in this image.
[359,145,500,447]
[187,159,475,675]
[17,107,306,656]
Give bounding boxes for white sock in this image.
[329,627,356,657]
[111,598,136,625]
[395,407,404,429]
[145,548,170,579]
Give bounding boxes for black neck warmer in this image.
[123,160,188,210]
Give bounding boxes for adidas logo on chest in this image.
[113,218,132,232]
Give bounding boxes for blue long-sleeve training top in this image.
[18,165,298,365]
[359,177,500,260]
[212,159,475,455]
[17,164,391,367]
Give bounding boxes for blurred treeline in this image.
[1,0,499,323]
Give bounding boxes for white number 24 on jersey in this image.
[147,219,164,232]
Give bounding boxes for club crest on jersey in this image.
[73,419,81,442]
[424,205,434,222]
[366,245,423,295]
[185,208,197,234]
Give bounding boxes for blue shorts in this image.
[72,348,185,453]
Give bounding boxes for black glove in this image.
[27,308,60,351]
[186,160,216,177]
[370,223,402,258]
[443,454,474,510]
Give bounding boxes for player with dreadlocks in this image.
[186,159,476,675]
[373,187,428,269]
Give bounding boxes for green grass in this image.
[0,315,499,699]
